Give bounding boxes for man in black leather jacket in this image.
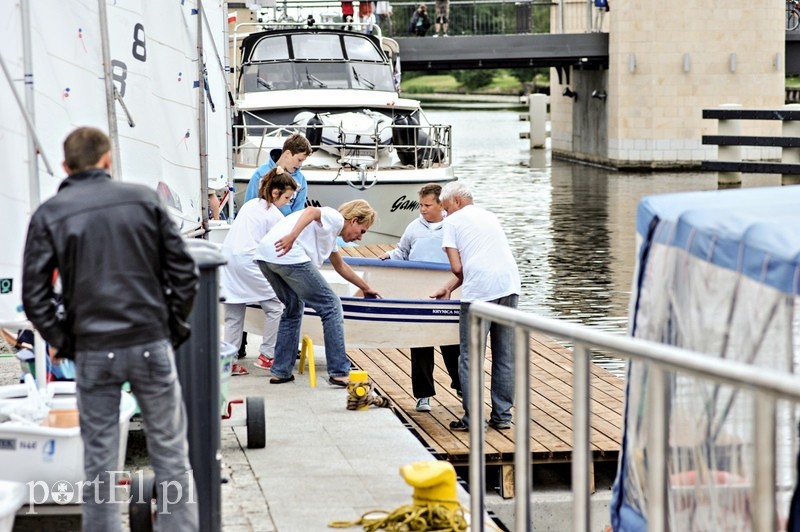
[22,127,200,531]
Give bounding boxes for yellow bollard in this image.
[298,335,316,388]
[347,370,370,410]
[399,460,460,510]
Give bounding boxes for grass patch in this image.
[400,70,534,94]
[401,74,460,93]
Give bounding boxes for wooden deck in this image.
[337,245,625,497]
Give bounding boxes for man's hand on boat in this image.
[430,286,453,300]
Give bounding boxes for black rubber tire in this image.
[246,396,266,449]
[129,471,156,532]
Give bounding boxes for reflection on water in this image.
[425,108,781,376]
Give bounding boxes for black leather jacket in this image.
[22,169,199,357]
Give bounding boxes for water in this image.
[425,107,782,376]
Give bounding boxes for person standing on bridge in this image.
[433,0,449,36]
[409,4,431,36]
[432,181,520,432]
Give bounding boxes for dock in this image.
[339,245,624,498]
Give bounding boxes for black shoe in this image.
[328,376,348,388]
[269,375,295,384]
[488,419,511,430]
[449,419,469,432]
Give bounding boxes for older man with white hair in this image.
[432,181,521,432]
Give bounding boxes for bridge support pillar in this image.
[717,104,742,186]
[782,104,800,185]
[529,94,547,149]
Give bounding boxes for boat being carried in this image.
[231,21,455,243]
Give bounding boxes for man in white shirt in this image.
[432,181,521,431]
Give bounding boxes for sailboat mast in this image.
[198,0,210,234]
[20,1,39,209]
[98,0,122,180]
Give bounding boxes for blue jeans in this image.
[76,339,198,532]
[458,294,518,427]
[257,261,351,379]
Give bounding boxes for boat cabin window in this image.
[292,34,344,60]
[250,36,289,61]
[343,36,384,61]
[241,32,394,94]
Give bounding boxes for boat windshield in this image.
[241,32,395,93]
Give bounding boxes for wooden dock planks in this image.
[339,244,624,475]
[347,336,624,465]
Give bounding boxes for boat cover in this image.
[612,185,800,531]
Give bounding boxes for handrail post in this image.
[753,392,777,531]
[717,103,743,186]
[514,328,532,532]
[646,364,668,532]
[468,309,486,532]
[572,343,591,532]
[781,103,800,185]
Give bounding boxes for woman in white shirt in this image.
[255,200,381,386]
[220,166,297,373]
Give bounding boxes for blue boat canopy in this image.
[636,185,800,296]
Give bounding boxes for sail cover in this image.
[611,185,800,530]
[0,1,230,328]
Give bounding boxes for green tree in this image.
[452,69,497,91]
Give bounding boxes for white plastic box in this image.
[0,384,136,506]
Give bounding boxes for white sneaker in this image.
[415,397,432,412]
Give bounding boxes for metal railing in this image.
[465,300,800,531]
[233,120,452,171]
[245,0,598,37]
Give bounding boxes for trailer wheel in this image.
[129,471,156,532]
[246,396,266,449]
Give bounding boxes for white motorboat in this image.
[231,21,455,243]
[245,255,461,349]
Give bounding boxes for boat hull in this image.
[244,256,460,349]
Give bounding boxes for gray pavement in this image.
[224,341,472,531]
[0,342,472,531]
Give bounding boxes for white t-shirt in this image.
[441,204,521,302]
[255,207,343,267]
[220,198,284,304]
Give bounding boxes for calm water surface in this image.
[425,107,781,376]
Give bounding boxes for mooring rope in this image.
[346,380,390,410]
[328,498,469,531]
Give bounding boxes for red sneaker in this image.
[230,363,249,376]
[253,354,274,370]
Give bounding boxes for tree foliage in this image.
[452,69,497,91]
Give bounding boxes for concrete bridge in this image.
[396,33,800,76]
[395,5,791,170]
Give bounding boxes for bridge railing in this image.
[464,300,800,531]
[251,0,599,36]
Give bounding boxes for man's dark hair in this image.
[63,127,110,172]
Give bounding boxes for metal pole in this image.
[97,0,122,180]
[572,343,591,532]
[197,0,210,234]
[586,0,592,33]
[514,328,531,532]
[753,393,777,532]
[559,0,564,34]
[20,0,41,206]
[468,309,485,532]
[646,364,668,532]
